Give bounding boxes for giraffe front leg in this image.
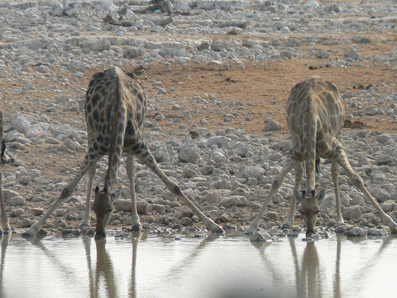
[246,157,295,234]
[282,161,304,230]
[22,187,72,237]
[126,154,141,231]
[0,171,10,235]
[135,147,223,233]
[81,163,97,235]
[22,154,98,237]
[331,161,344,225]
[335,147,397,233]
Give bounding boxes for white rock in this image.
[232,142,249,157]
[8,196,26,206]
[48,2,64,16]
[4,130,25,142]
[343,206,363,220]
[370,187,390,202]
[250,230,273,241]
[345,227,366,236]
[179,145,201,164]
[153,145,171,163]
[219,196,249,208]
[207,136,228,148]
[114,199,133,212]
[2,190,20,201]
[63,1,82,17]
[211,149,227,163]
[345,48,359,60]
[264,119,281,131]
[11,115,31,135]
[242,166,265,180]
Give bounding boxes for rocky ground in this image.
[1,0,397,239]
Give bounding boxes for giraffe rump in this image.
[85,67,146,192]
[287,76,344,194]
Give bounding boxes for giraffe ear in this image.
[95,186,100,193]
[293,190,302,203]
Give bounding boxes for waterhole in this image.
[1,232,396,298]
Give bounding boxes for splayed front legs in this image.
[246,157,301,234]
[22,154,99,237]
[334,147,397,233]
[134,149,224,233]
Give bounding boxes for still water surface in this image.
[0,232,396,298]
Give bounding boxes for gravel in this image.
[1,0,397,238]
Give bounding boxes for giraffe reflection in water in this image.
[0,233,394,297]
[83,233,141,298]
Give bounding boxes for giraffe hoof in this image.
[82,226,95,235]
[282,223,291,230]
[390,227,397,234]
[210,225,224,234]
[21,231,34,238]
[131,224,142,232]
[1,227,11,235]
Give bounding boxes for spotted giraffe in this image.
[23,66,223,239]
[0,111,11,235]
[246,75,397,236]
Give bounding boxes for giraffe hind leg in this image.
[129,141,224,233]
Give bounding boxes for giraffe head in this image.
[92,186,121,240]
[294,189,326,237]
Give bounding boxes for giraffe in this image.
[0,111,11,235]
[22,66,223,239]
[246,75,397,237]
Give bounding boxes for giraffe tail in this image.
[104,83,127,191]
[305,96,317,193]
[0,111,5,164]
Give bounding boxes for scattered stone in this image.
[179,145,201,164]
[344,48,360,60]
[264,119,281,131]
[219,196,249,208]
[1,0,397,238]
[367,228,388,236]
[250,230,273,242]
[345,227,366,237]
